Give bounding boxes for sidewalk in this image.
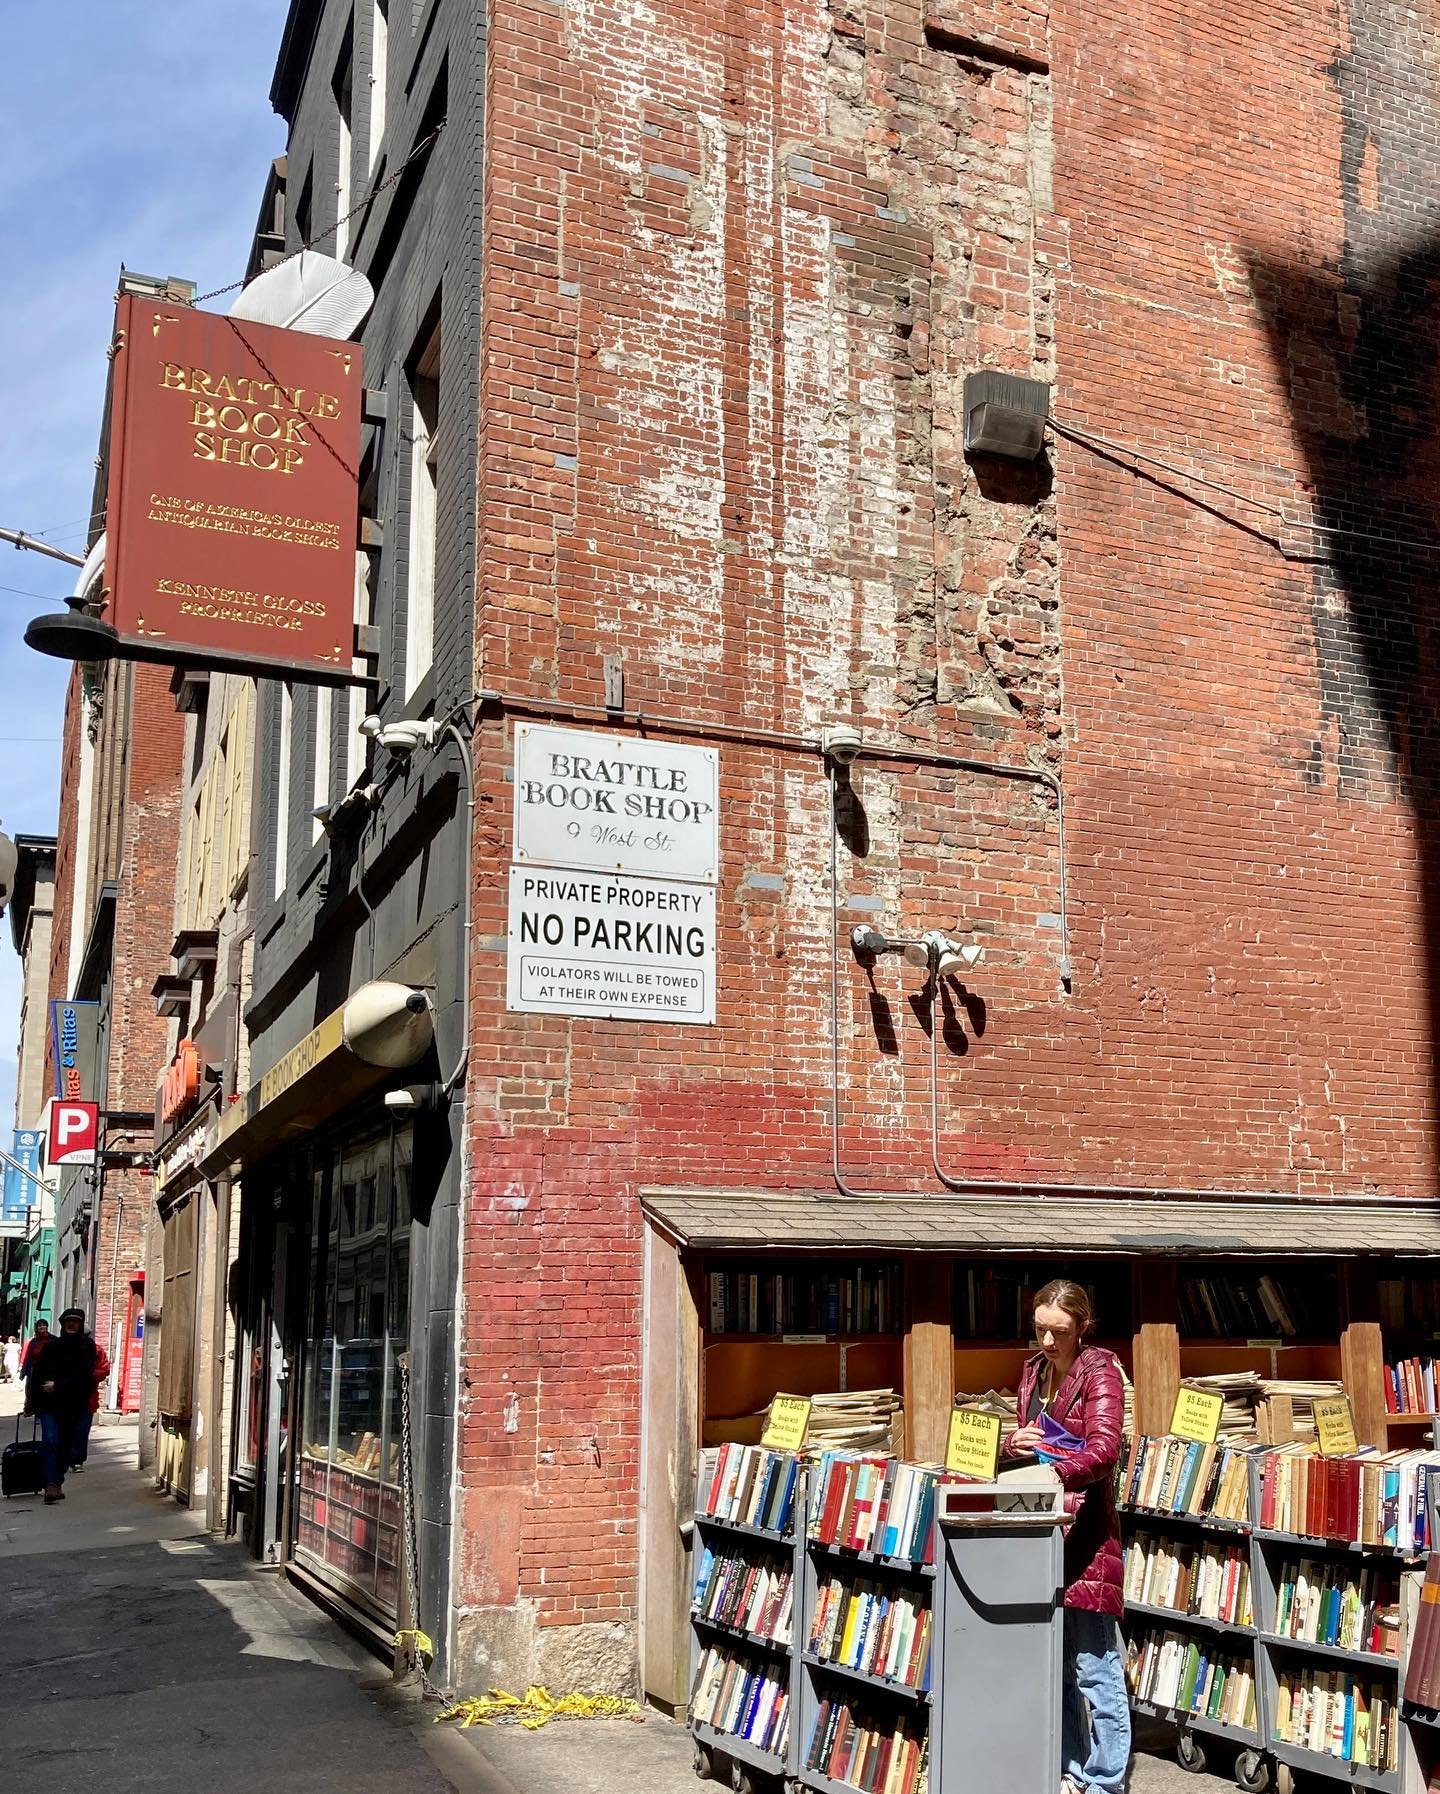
[0,1383,1228,1794]
[0,1380,463,1792]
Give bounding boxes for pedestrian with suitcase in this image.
[26,1307,100,1504]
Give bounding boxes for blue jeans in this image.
[1062,1610,1132,1794]
[70,1411,93,1466]
[39,1412,80,1489]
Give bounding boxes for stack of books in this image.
[1121,1435,1259,1522]
[807,1573,932,1690]
[692,1543,794,1645]
[1402,1553,1440,1710]
[951,1386,1018,1448]
[1273,1560,1399,1657]
[809,1389,905,1455]
[690,1646,790,1754]
[1256,1444,1440,1551]
[1385,1356,1438,1415]
[1124,1623,1257,1727]
[1122,1531,1253,1625]
[1183,1371,1263,1439]
[1259,1380,1347,1445]
[809,1454,939,1563]
[804,1698,927,1794]
[1272,1670,1397,1770]
[700,1444,800,1533]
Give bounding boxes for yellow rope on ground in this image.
[436,1686,644,1729]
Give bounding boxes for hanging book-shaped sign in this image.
[1169,1384,1224,1445]
[760,1393,812,1453]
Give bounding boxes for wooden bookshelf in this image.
[695,1252,1440,1481]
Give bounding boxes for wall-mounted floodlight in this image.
[934,938,984,978]
[963,370,1050,461]
[851,926,931,968]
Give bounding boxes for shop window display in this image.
[295,1125,410,1614]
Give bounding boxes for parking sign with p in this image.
[48,1100,98,1167]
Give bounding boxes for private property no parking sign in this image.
[47,1100,99,1167]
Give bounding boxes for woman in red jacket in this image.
[1006,1278,1130,1794]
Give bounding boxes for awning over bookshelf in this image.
[640,1188,1440,1257]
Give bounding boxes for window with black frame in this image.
[295,1124,412,1612]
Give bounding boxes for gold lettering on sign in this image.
[159,362,344,477]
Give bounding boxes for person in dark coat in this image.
[1005,1278,1130,1794]
[27,1308,100,1504]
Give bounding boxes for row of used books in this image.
[690,1645,790,1754]
[707,1264,903,1337]
[1272,1670,1398,1770]
[808,1453,939,1564]
[804,1698,927,1794]
[1386,1356,1439,1416]
[692,1544,794,1646]
[1122,1533,1252,1627]
[700,1444,801,1534]
[1274,1561,1400,1658]
[1403,1553,1440,1711]
[807,1573,932,1691]
[1256,1444,1439,1552]
[1121,1435,1253,1522]
[1177,1270,1331,1341]
[1123,1433,1440,1552]
[1124,1625,1257,1728]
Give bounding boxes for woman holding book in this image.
[1006,1278,1130,1794]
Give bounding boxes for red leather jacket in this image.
[1005,1344,1126,1615]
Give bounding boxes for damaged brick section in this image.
[801,0,1061,742]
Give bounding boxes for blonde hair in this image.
[1033,1278,1095,1339]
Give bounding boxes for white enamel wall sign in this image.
[506,868,716,1024]
[513,723,719,882]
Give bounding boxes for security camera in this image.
[377,718,439,754]
[384,1083,441,1113]
[820,724,863,765]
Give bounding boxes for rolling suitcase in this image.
[2,1414,43,1497]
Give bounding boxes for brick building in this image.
[451,0,1440,1705]
[47,651,186,1415]
[27,0,1436,1712]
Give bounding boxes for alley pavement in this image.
[0,1380,1236,1794]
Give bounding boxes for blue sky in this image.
[0,0,290,1124]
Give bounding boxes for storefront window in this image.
[295,1124,410,1615]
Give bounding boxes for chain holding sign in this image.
[945,1407,1003,1481]
[1169,1385,1223,1445]
[760,1394,812,1453]
[1313,1394,1358,1456]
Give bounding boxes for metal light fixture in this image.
[851,925,930,968]
[963,370,1050,461]
[853,925,984,977]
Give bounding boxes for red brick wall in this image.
[462,0,1440,1685]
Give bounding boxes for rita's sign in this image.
[101,295,364,683]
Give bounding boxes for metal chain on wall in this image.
[397,1350,451,1703]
